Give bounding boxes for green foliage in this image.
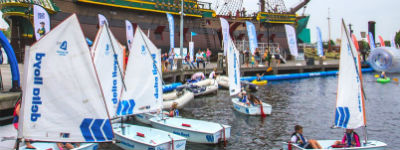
[396,31,400,47]
[384,41,391,47]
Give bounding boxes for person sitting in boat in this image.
[191,72,205,81]
[380,71,387,78]
[13,96,36,149]
[209,68,217,79]
[333,129,361,147]
[247,94,261,106]
[237,90,250,105]
[256,73,265,81]
[167,102,179,117]
[290,125,322,149]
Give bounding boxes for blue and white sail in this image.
[117,26,162,115]
[220,18,241,96]
[33,5,50,40]
[335,19,366,129]
[98,14,108,27]
[246,21,258,54]
[316,27,324,57]
[18,14,113,142]
[92,24,124,118]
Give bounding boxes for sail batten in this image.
[335,20,366,129]
[18,14,113,142]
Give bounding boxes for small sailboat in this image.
[149,116,231,144]
[216,75,259,91]
[17,14,112,149]
[282,20,387,150]
[220,18,272,116]
[112,25,186,150]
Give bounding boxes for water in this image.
[99,73,400,149]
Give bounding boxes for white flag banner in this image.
[285,25,298,57]
[220,18,230,56]
[92,25,124,118]
[34,5,50,40]
[0,11,9,31]
[117,26,162,115]
[189,41,194,62]
[98,14,108,27]
[18,14,113,142]
[391,34,396,48]
[125,20,134,51]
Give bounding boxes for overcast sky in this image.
[204,0,400,43]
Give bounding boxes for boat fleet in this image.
[10,12,387,150]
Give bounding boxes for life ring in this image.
[251,80,268,86]
[376,77,391,83]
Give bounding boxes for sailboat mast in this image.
[139,28,165,85]
[342,19,368,144]
[104,23,128,91]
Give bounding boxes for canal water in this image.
[100,73,400,150]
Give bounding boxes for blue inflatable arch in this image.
[0,31,21,91]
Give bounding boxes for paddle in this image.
[266,67,272,72]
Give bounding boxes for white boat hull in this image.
[190,79,219,97]
[216,76,229,89]
[231,97,272,115]
[282,140,387,150]
[113,124,186,150]
[135,113,159,125]
[20,143,98,150]
[163,89,195,109]
[149,117,231,144]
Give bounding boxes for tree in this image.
[396,31,400,47]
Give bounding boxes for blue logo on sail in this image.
[57,41,69,56]
[141,45,146,55]
[335,107,350,128]
[79,118,113,142]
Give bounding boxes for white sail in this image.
[117,26,162,115]
[220,18,241,96]
[92,25,124,118]
[335,20,365,129]
[18,14,113,142]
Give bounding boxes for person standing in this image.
[254,48,261,66]
[264,48,271,67]
[168,49,175,70]
[275,45,281,66]
[206,48,212,63]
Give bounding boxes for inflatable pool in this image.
[377,77,391,83]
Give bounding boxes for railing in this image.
[235,40,286,64]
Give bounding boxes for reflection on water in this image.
[101,73,400,149]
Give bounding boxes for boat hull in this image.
[232,97,272,115]
[189,79,218,97]
[135,113,158,125]
[149,117,231,144]
[113,124,186,150]
[376,77,390,83]
[163,89,195,109]
[282,140,387,150]
[216,76,229,89]
[251,80,268,86]
[20,143,97,150]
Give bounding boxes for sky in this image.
[204,0,400,43]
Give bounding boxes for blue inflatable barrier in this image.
[241,68,374,82]
[162,82,182,93]
[0,31,20,91]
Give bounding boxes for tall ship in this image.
[0,0,310,62]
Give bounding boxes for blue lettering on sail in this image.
[348,44,362,112]
[151,54,159,99]
[31,53,46,122]
[233,52,238,85]
[112,54,118,104]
